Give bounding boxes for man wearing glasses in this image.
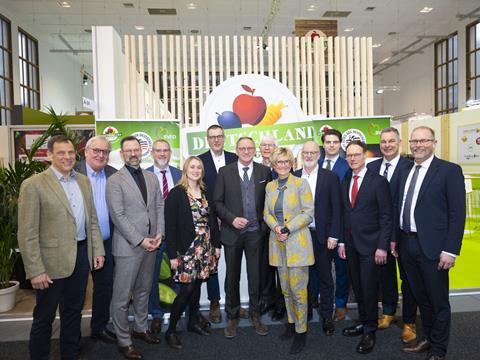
[198,124,238,324]
[214,137,272,339]
[398,127,465,360]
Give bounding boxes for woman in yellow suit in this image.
[264,147,314,355]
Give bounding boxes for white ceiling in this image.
[2,0,480,74]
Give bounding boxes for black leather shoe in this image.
[271,306,286,321]
[322,318,335,336]
[187,323,210,336]
[279,323,295,341]
[91,329,116,344]
[357,332,376,354]
[343,324,364,337]
[289,332,307,354]
[402,339,431,353]
[165,331,183,350]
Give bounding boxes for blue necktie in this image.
[383,163,391,178]
[243,167,249,182]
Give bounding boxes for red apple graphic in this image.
[232,85,267,126]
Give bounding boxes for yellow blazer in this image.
[263,174,314,267]
[17,168,104,280]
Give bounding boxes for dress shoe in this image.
[224,318,239,339]
[187,323,210,336]
[271,306,286,321]
[250,315,269,336]
[289,332,307,354]
[400,323,417,343]
[131,330,161,344]
[165,331,183,350]
[312,298,320,308]
[209,300,222,323]
[402,339,431,353]
[239,307,249,319]
[90,329,116,344]
[279,323,295,341]
[356,332,376,354]
[259,301,275,315]
[150,318,162,334]
[378,314,397,329]
[342,324,364,337]
[425,355,446,360]
[334,307,347,321]
[322,318,335,336]
[118,345,143,359]
[198,313,211,329]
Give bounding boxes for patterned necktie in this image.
[351,175,359,208]
[383,163,391,178]
[326,159,332,171]
[243,167,249,182]
[160,170,169,200]
[402,165,421,232]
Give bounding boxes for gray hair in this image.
[260,135,277,146]
[85,135,111,150]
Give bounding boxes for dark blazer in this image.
[165,186,220,260]
[146,164,182,185]
[213,161,272,246]
[341,168,393,255]
[198,150,238,195]
[294,167,342,244]
[319,156,351,183]
[397,156,465,260]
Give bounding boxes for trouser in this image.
[333,250,350,308]
[148,242,167,320]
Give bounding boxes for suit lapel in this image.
[416,157,439,204]
[230,163,243,211]
[354,170,373,208]
[44,168,75,218]
[343,174,352,208]
[119,166,146,207]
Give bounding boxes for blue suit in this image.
[318,155,351,308]
[147,165,182,320]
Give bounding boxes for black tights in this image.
[167,279,202,333]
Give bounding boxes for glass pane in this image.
[3,22,8,49]
[448,63,453,84]
[469,79,476,100]
[453,60,458,83]
[442,89,446,110]
[437,90,442,110]
[471,53,476,77]
[0,80,4,106]
[33,67,37,89]
[454,85,458,108]
[5,80,10,106]
[453,35,457,59]
[18,33,22,57]
[436,46,442,65]
[443,65,447,85]
[477,78,480,100]
[477,52,480,77]
[19,86,23,105]
[448,86,453,108]
[437,67,442,87]
[477,24,480,49]
[4,50,9,77]
[471,25,477,50]
[0,50,3,76]
[0,21,3,48]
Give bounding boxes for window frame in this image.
[18,27,40,110]
[434,32,458,115]
[0,13,13,125]
[466,20,480,102]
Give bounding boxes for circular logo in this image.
[341,129,367,150]
[132,132,153,158]
[102,126,121,142]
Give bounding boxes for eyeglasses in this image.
[275,160,291,166]
[153,148,171,153]
[237,146,255,152]
[207,135,225,141]
[346,153,363,159]
[324,141,340,145]
[302,151,319,156]
[122,149,141,154]
[90,148,110,156]
[408,139,434,145]
[260,143,275,148]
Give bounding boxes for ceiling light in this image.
[58,1,71,8]
[420,7,433,13]
[376,89,384,94]
[187,3,197,10]
[344,27,354,32]
[135,25,145,30]
[380,57,391,64]
[82,74,89,86]
[307,5,316,12]
[372,43,382,48]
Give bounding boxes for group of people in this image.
[17,123,465,360]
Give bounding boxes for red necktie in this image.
[351,175,359,208]
[160,170,169,200]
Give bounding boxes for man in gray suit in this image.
[106,136,164,360]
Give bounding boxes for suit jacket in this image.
[165,186,220,259]
[106,166,164,257]
[213,161,272,246]
[264,175,314,267]
[146,164,182,186]
[198,150,237,195]
[341,168,393,255]
[397,156,465,260]
[319,156,351,183]
[294,167,342,244]
[75,160,117,179]
[17,168,104,280]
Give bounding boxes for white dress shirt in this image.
[322,153,340,169]
[237,161,253,180]
[210,149,226,173]
[348,166,367,202]
[153,165,175,196]
[380,154,400,182]
[301,165,318,228]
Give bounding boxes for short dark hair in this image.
[321,128,342,143]
[120,135,141,150]
[380,127,400,137]
[346,140,367,153]
[207,124,224,134]
[47,134,72,152]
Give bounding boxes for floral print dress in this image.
[174,193,218,283]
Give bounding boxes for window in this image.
[0,14,13,125]
[18,28,40,110]
[466,20,480,102]
[434,33,458,115]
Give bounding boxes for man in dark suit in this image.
[198,124,237,323]
[339,140,392,355]
[146,139,182,334]
[294,140,342,336]
[214,136,272,339]
[76,136,117,344]
[366,127,418,344]
[319,129,351,321]
[398,126,465,360]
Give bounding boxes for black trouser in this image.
[400,232,451,356]
[30,240,89,360]
[167,279,202,332]
[223,230,262,319]
[378,251,399,315]
[397,254,418,324]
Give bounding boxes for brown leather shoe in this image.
[401,339,431,353]
[378,314,397,329]
[209,300,222,323]
[150,318,162,334]
[250,316,269,336]
[198,313,211,329]
[224,318,239,338]
[132,330,161,344]
[334,307,347,321]
[400,323,417,343]
[239,307,249,319]
[118,345,143,359]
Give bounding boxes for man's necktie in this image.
[133,168,148,205]
[351,175,359,208]
[326,159,332,171]
[383,163,391,178]
[160,170,169,200]
[402,165,421,232]
[243,167,249,182]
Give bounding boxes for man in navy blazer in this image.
[367,127,418,343]
[294,140,342,336]
[398,127,465,360]
[318,129,351,321]
[198,124,237,323]
[339,140,392,355]
[146,139,182,334]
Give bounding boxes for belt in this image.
[77,238,87,245]
[401,230,417,237]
